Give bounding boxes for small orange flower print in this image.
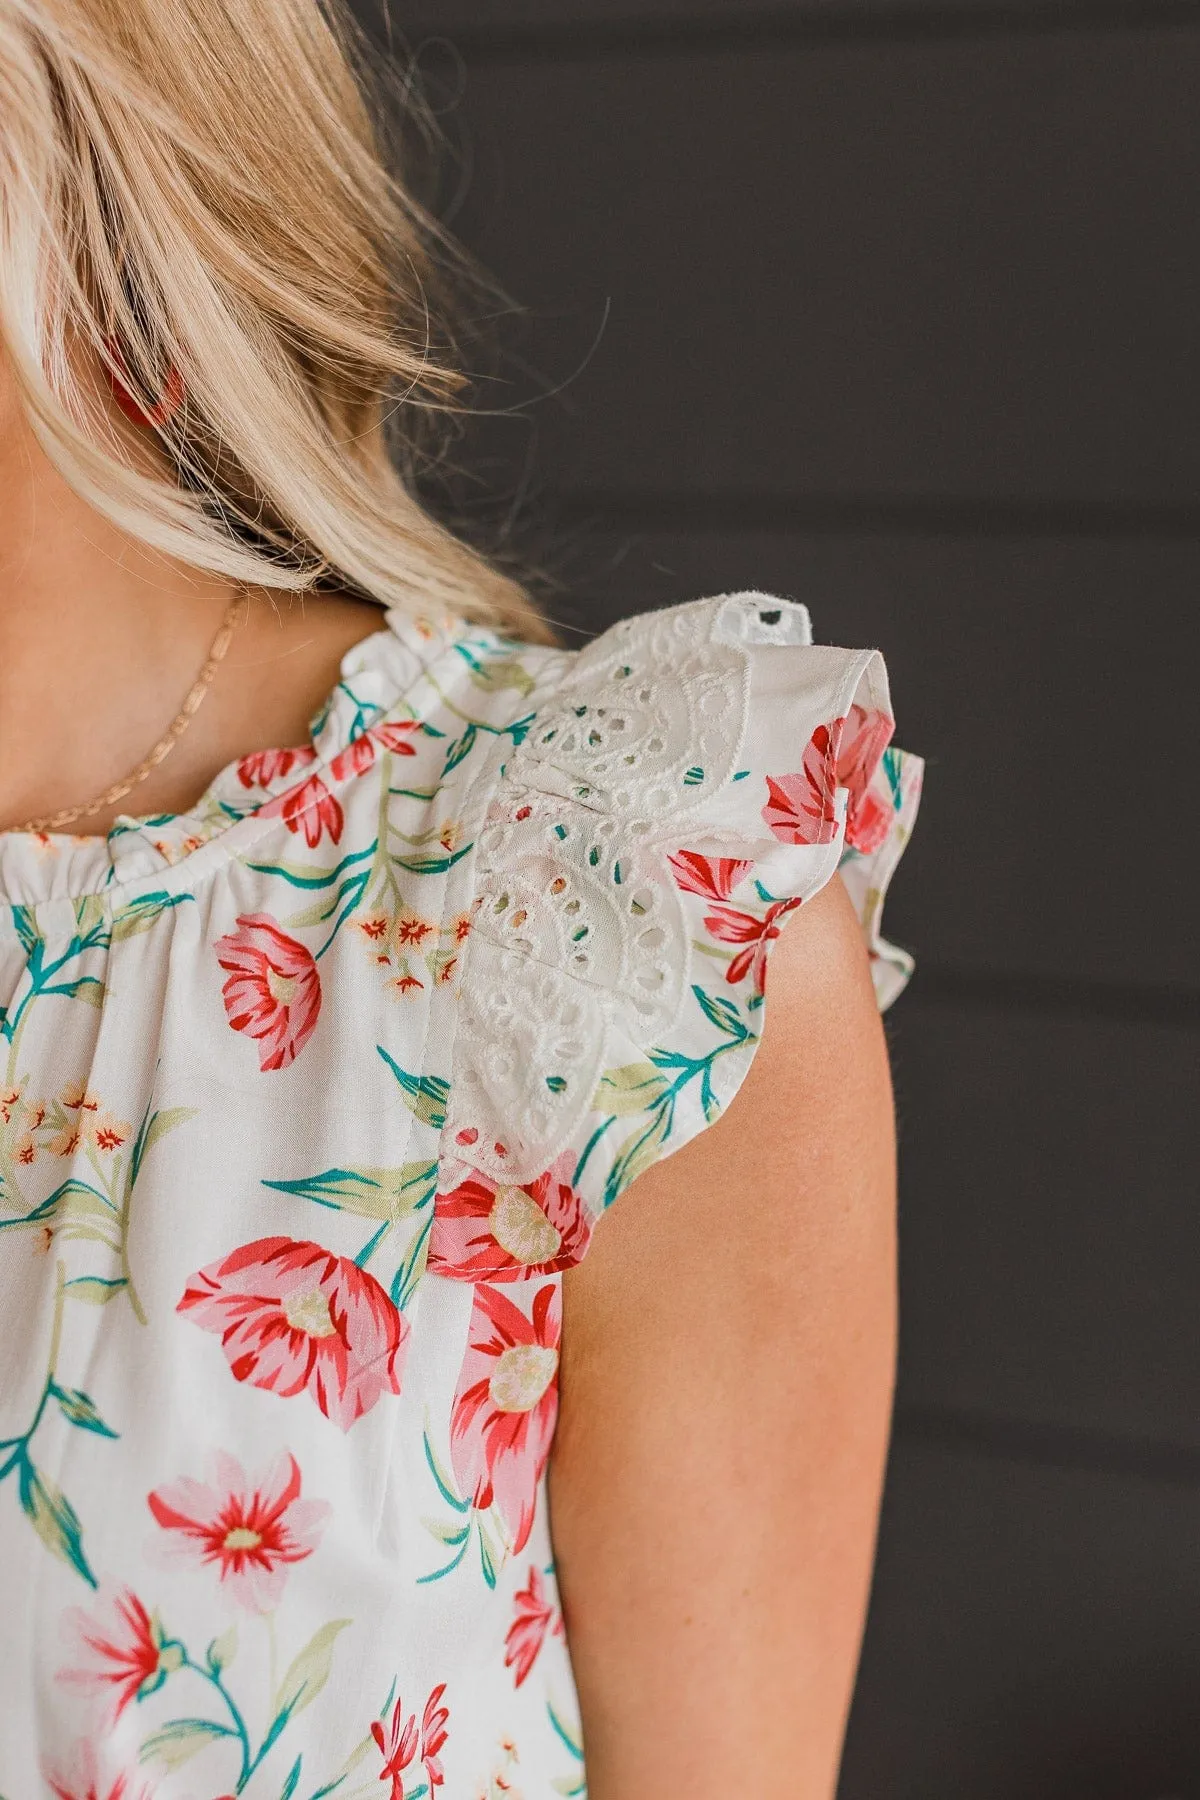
[395,910,435,948]
[61,1082,100,1113]
[92,1114,131,1153]
[355,912,390,943]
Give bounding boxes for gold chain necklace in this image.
[12,589,244,836]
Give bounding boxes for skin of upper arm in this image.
[547,871,898,1800]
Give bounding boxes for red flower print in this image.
[669,851,801,994]
[373,1696,418,1798]
[45,1740,155,1800]
[372,1684,449,1799]
[147,1450,331,1611]
[504,1564,563,1687]
[419,1683,450,1793]
[430,1153,593,1281]
[450,1282,560,1554]
[215,914,321,1072]
[762,705,895,851]
[57,1587,177,1727]
[236,745,317,790]
[328,719,420,783]
[666,850,755,902]
[262,772,345,848]
[702,895,803,995]
[177,1236,409,1432]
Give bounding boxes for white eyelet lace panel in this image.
[442,592,904,1190]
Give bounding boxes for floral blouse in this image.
[0,592,922,1800]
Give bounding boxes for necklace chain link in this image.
[12,589,245,836]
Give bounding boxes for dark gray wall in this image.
[357,5,1200,1793]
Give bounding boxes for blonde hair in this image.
[0,0,550,639]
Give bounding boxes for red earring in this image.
[102,336,185,429]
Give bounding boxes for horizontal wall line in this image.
[896,1402,1200,1486]
[544,489,1200,541]
[906,965,1200,1030]
[411,2,1200,64]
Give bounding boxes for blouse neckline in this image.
[0,606,473,911]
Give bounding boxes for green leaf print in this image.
[270,1620,352,1729]
[245,844,375,891]
[17,1459,95,1586]
[109,890,193,941]
[604,1105,672,1206]
[464,656,535,698]
[46,1180,120,1251]
[477,1520,500,1590]
[263,1162,437,1224]
[42,976,106,1008]
[592,1062,669,1115]
[130,1106,198,1188]
[138,1717,237,1770]
[376,1049,449,1129]
[206,1623,238,1674]
[63,1274,127,1305]
[548,1697,587,1797]
[422,1516,471,1548]
[51,1383,118,1437]
[690,984,749,1039]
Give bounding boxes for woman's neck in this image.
[0,356,385,837]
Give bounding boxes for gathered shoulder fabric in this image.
[0,592,922,1798]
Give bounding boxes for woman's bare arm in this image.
[548,871,898,1799]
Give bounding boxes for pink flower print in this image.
[837,704,896,852]
[215,914,322,1072]
[762,705,895,851]
[236,744,317,790]
[45,1740,155,1800]
[504,1564,564,1687]
[666,850,755,902]
[430,1154,593,1281]
[177,1236,409,1431]
[57,1587,178,1727]
[450,1282,560,1554]
[328,718,420,783]
[147,1450,331,1611]
[263,772,345,848]
[763,720,842,846]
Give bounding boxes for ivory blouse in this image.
[0,591,922,1800]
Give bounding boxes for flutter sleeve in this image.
[428,591,924,1281]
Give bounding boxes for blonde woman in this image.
[0,2,924,1795]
